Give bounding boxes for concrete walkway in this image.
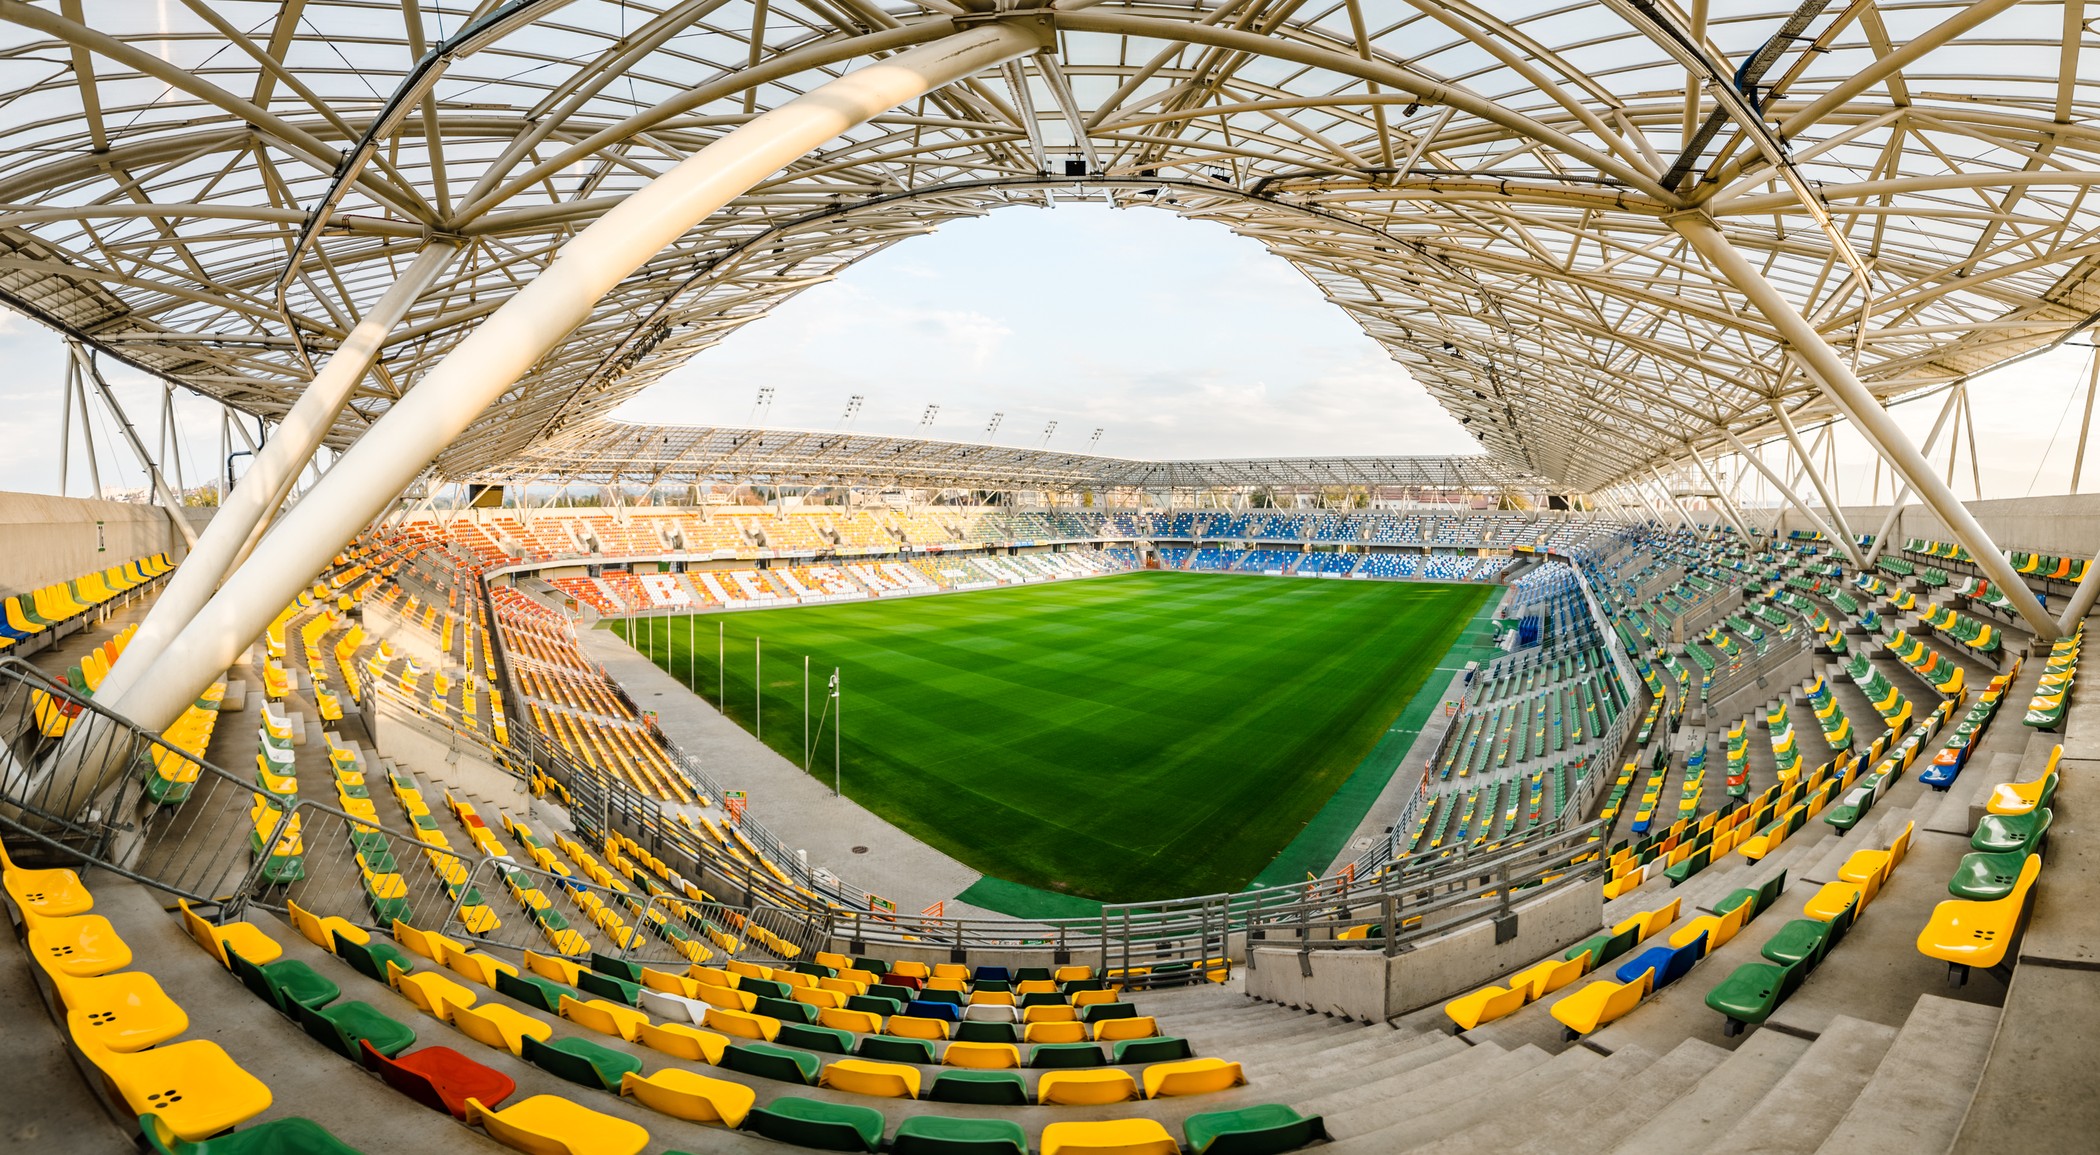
[579,626,1009,918]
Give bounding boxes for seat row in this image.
[1917,750,2056,985]
[0,553,171,649]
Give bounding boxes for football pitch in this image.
[617,571,1495,902]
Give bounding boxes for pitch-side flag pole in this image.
[755,635,762,741]
[718,620,724,710]
[804,655,810,771]
[832,668,842,797]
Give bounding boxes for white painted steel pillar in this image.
[1721,429,1850,550]
[1862,384,1962,566]
[1674,214,2059,639]
[1687,445,1752,541]
[94,243,458,708]
[1769,400,1864,566]
[100,22,1043,741]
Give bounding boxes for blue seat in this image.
[1615,931,1705,990]
[905,1000,963,1022]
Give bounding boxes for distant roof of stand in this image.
[463,420,1543,492]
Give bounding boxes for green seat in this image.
[332,932,415,984]
[1972,808,2052,855]
[1112,1036,1193,1063]
[1662,845,1711,886]
[914,988,964,1007]
[971,979,1011,994]
[1079,1001,1138,1022]
[140,1113,366,1154]
[778,1023,854,1054]
[228,949,340,1013]
[739,978,792,1000]
[890,1116,1029,1155]
[855,1036,935,1064]
[1564,925,1638,970]
[1016,991,1064,1009]
[852,956,888,974]
[1058,980,1105,995]
[589,952,644,983]
[927,1070,1029,1105]
[495,970,571,1014]
[575,969,639,1005]
[1028,1042,1105,1068]
[847,995,905,1017]
[290,997,416,1061]
[952,1021,1021,1045]
[723,1040,822,1084]
[1013,968,1052,983]
[1761,901,1856,969]
[1715,870,1787,922]
[1184,1104,1330,1155]
[1704,959,1808,1036]
[521,1033,643,1091]
[753,995,818,1024]
[1948,850,2035,901]
[742,1095,884,1153]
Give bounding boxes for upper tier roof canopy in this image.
[0,0,2092,493]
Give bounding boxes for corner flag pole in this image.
[832,667,842,797]
[803,654,810,770]
[755,635,762,741]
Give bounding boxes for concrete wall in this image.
[0,490,195,597]
[1244,880,1602,1022]
[1771,492,2100,559]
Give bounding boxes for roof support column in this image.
[1721,429,1851,553]
[2056,553,2100,635]
[93,242,457,708]
[1769,402,1866,567]
[1862,383,1963,565]
[1687,444,1753,541]
[68,342,199,553]
[93,21,1044,745]
[1675,213,2056,639]
[1650,466,1705,538]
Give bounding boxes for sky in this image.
[0,201,2095,503]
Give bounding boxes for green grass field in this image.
[617,571,1493,902]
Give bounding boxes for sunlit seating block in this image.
[466,1094,648,1155]
[70,1011,272,1141]
[561,994,649,1041]
[1550,967,1653,1039]
[1040,1118,1180,1155]
[821,1057,922,1099]
[450,1000,555,1056]
[1143,1057,1246,1098]
[1918,853,2042,982]
[619,1067,755,1128]
[1444,983,1527,1033]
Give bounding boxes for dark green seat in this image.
[1017,991,1065,1009]
[140,1112,366,1154]
[1564,925,1638,970]
[1761,898,1857,969]
[1058,979,1105,995]
[1079,1001,1137,1022]
[753,995,818,1024]
[1972,808,2052,854]
[495,970,571,1014]
[869,983,916,1004]
[852,957,888,974]
[1948,850,2034,900]
[742,1096,884,1152]
[740,978,792,1000]
[575,969,639,1005]
[847,994,905,1017]
[1013,967,1052,982]
[521,1033,642,1091]
[332,932,415,984]
[953,1021,1021,1044]
[1662,845,1711,886]
[1716,870,1787,921]
[789,961,836,978]
[927,1070,1029,1105]
[228,949,339,1013]
[891,1115,1028,1155]
[1184,1104,1330,1155]
[1029,1042,1105,1068]
[779,1023,854,1054]
[291,997,416,1061]
[971,979,1011,994]
[1704,959,1808,1036]
[855,1035,935,1064]
[723,1040,822,1084]
[1113,1036,1193,1063]
[589,952,644,982]
[353,845,395,872]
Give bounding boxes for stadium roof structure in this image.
[0,0,2095,498]
[460,419,1544,492]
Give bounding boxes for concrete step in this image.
[1709,1014,1900,1155]
[1509,1037,1730,1155]
[1815,995,2000,1155]
[1299,1038,1517,1122]
[1423,1042,1668,1154]
[0,911,135,1152]
[1246,1027,1450,1083]
[1325,1042,1595,1153]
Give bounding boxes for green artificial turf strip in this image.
[620,571,1494,902]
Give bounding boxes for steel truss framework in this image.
[469,418,1543,492]
[0,1,2094,496]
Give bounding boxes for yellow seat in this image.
[1506,955,1586,999]
[942,1042,1022,1069]
[886,1014,950,1041]
[694,983,758,1012]
[0,841,93,917]
[1025,1020,1089,1044]
[1549,968,1654,1037]
[1093,1015,1158,1041]
[704,1006,780,1041]
[44,967,188,1052]
[529,950,586,986]
[1840,821,1914,894]
[1668,901,1749,953]
[1071,989,1120,1007]
[791,986,848,1010]
[922,977,966,994]
[1987,768,2057,816]
[1040,1118,1179,1155]
[69,1011,272,1141]
[1016,979,1058,995]
[814,951,853,970]
[931,963,970,981]
[1613,897,1680,943]
[562,994,650,1041]
[1022,1004,1078,1024]
[394,920,466,965]
[640,966,698,997]
[1444,984,1527,1032]
[820,1057,922,1099]
[286,899,367,953]
[466,1094,649,1155]
[451,999,555,1056]
[968,989,1016,1006]
[724,959,772,981]
[447,950,520,987]
[637,1020,730,1064]
[1803,879,1873,921]
[889,960,931,980]
[1918,853,2043,973]
[1039,1068,1140,1105]
[177,899,281,967]
[390,962,477,1021]
[1053,965,1093,982]
[1143,1057,1246,1098]
[620,1068,755,1126]
[25,913,133,977]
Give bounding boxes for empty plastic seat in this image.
[177,899,280,968]
[1040,1118,1180,1155]
[1143,1057,1246,1098]
[856,1035,935,1065]
[1444,983,1526,1032]
[44,965,189,1052]
[0,841,92,917]
[362,1040,517,1120]
[1550,967,1654,1039]
[891,1115,1028,1155]
[140,1113,364,1154]
[26,913,134,977]
[1705,959,1809,1036]
[69,1011,272,1141]
[227,947,340,1014]
[1029,1042,1105,1068]
[742,1095,885,1153]
[1039,1067,1140,1105]
[943,1041,1022,1069]
[466,1094,649,1155]
[821,1057,921,1099]
[292,995,418,1061]
[1614,931,1706,991]
[391,964,476,1021]
[560,994,648,1041]
[721,1040,821,1084]
[1113,1037,1193,1064]
[450,1000,555,1055]
[1183,1104,1328,1155]
[1093,1015,1158,1041]
[1918,852,2043,983]
[620,1067,755,1126]
[637,1019,729,1064]
[523,1032,643,1091]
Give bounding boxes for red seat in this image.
[880,973,923,990]
[361,1041,516,1119]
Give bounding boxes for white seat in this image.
[638,988,709,1024]
[961,1004,1019,1023]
